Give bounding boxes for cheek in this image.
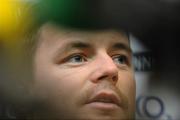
[33,65,90,117]
[117,70,135,91]
[34,65,89,101]
[117,71,136,103]
[54,67,89,92]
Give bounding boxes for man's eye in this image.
[67,54,87,63]
[113,55,128,65]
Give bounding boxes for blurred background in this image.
[0,0,180,119]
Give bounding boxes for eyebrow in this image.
[54,41,132,61]
[112,43,132,54]
[54,41,91,60]
[69,42,91,49]
[61,42,131,53]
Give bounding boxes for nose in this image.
[90,53,119,85]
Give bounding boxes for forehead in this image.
[37,23,130,49]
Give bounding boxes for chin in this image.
[76,115,130,120]
[75,110,133,120]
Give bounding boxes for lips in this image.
[86,91,121,108]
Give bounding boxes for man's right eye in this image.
[67,54,87,63]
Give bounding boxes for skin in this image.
[32,23,136,120]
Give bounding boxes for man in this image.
[27,23,136,120]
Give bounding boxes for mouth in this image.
[86,91,121,110]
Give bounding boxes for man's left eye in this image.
[112,55,128,65]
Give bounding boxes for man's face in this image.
[33,24,135,120]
